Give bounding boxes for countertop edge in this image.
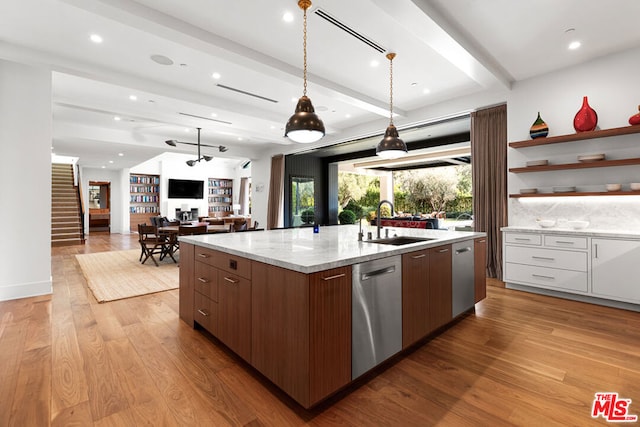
[180,231,486,274]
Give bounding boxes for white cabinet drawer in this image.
[505,246,587,271]
[544,235,587,250]
[505,263,588,293]
[504,233,541,246]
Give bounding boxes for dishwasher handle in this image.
[361,265,396,281]
[455,247,471,255]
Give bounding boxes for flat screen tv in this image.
[168,179,204,199]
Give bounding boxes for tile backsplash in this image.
[509,197,640,231]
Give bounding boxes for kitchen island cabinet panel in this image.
[309,266,352,405]
[402,249,430,348]
[179,243,195,327]
[217,269,251,362]
[428,244,453,331]
[474,238,487,303]
[251,262,310,406]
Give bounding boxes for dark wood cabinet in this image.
[401,249,430,348]
[217,270,251,361]
[428,244,452,332]
[474,238,487,303]
[309,266,351,405]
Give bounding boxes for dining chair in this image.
[179,225,208,235]
[138,224,175,266]
[233,221,248,232]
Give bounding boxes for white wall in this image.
[80,167,129,234]
[0,59,52,301]
[506,46,640,230]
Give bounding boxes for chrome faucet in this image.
[376,200,394,239]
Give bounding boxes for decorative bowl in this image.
[536,219,556,228]
[630,183,640,191]
[606,183,622,192]
[567,220,589,230]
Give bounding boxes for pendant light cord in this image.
[302,3,308,97]
[387,52,396,125]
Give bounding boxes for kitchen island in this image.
[179,225,486,408]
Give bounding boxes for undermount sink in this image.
[368,236,436,246]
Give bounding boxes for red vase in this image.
[573,96,598,132]
[629,105,640,126]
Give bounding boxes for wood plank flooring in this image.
[1,233,639,426]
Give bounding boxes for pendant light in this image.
[376,53,408,158]
[285,0,325,144]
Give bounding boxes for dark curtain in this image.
[471,104,508,279]
[267,154,284,229]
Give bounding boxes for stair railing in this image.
[75,164,86,243]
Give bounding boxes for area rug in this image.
[76,249,179,303]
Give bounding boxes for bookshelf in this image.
[208,178,233,216]
[129,174,160,231]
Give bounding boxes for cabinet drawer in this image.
[505,263,588,293]
[504,233,542,246]
[194,261,218,301]
[193,246,218,267]
[194,291,218,335]
[544,235,587,249]
[213,252,252,280]
[505,246,587,271]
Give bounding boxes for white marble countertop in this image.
[502,226,640,239]
[180,224,485,274]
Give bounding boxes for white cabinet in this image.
[592,238,640,303]
[504,230,640,308]
[504,233,588,294]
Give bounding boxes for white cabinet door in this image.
[592,238,640,303]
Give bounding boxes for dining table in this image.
[158,223,230,235]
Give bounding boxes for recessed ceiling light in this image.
[109,160,114,164]
[345,114,351,118]
[114,116,121,121]
[237,137,243,141]
[568,41,581,50]
[291,97,298,103]
[101,165,106,169]
[90,34,103,44]
[370,60,380,67]
[423,88,431,94]
[283,11,294,22]
[150,54,174,65]
[185,128,190,132]
[211,72,221,79]
[211,112,218,117]
[129,95,137,101]
[118,153,124,157]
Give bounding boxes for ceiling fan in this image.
[165,127,228,166]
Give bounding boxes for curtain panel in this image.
[471,104,508,279]
[267,154,285,230]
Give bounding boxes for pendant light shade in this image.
[376,52,407,158]
[285,0,325,144]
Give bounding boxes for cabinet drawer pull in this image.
[478,239,486,243]
[554,241,574,244]
[531,256,555,261]
[411,254,426,259]
[532,274,555,280]
[438,248,449,253]
[514,238,531,241]
[197,277,209,283]
[322,273,346,281]
[197,253,210,258]
[197,309,209,317]
[224,276,239,284]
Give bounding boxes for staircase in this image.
[52,163,85,246]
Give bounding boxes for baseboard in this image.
[0,278,52,302]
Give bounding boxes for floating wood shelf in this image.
[509,125,640,148]
[510,191,640,198]
[509,157,640,173]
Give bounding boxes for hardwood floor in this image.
[1,233,639,426]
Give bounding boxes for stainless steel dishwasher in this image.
[452,240,475,318]
[352,255,402,380]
